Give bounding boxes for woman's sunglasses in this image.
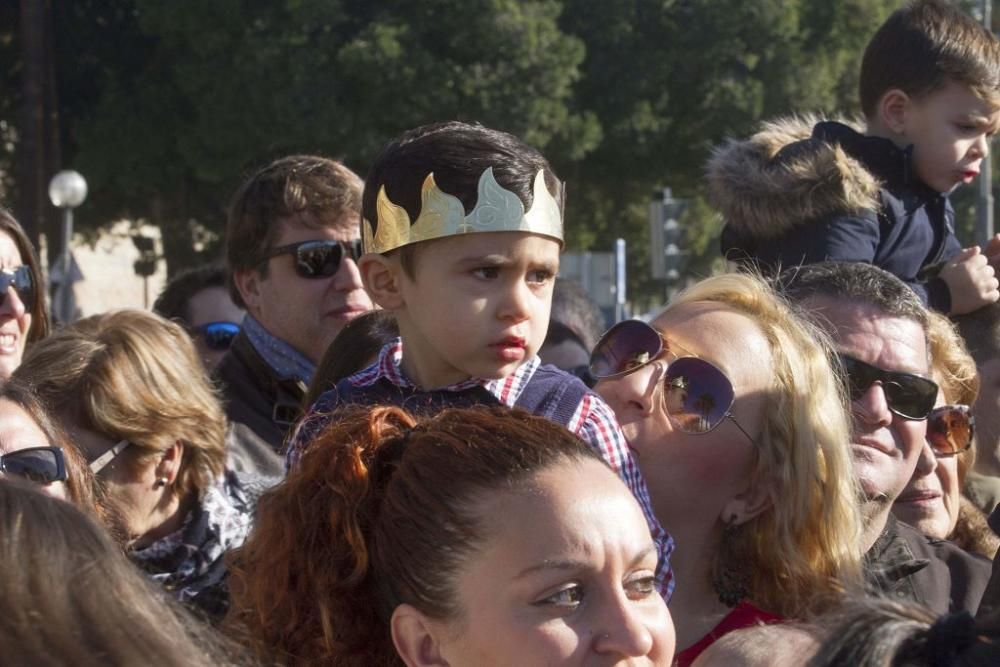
[89,439,131,475]
[927,404,974,458]
[837,354,938,421]
[194,321,240,351]
[589,319,755,440]
[0,265,34,310]
[260,239,363,279]
[0,446,67,484]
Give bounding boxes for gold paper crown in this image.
[363,167,563,254]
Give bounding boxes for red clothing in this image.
[674,601,783,667]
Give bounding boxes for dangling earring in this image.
[712,516,750,607]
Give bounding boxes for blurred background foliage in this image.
[1,0,996,308]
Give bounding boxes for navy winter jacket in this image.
[708,117,961,312]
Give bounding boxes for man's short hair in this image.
[361,121,563,278]
[954,301,1000,364]
[859,0,1000,118]
[778,261,929,332]
[153,264,226,326]
[225,155,363,308]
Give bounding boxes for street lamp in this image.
[48,170,87,324]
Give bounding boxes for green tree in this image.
[560,0,899,304]
[66,0,598,272]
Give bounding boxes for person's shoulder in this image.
[897,521,992,592]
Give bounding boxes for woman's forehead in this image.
[654,302,772,390]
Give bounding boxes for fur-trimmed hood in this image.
[707,115,883,240]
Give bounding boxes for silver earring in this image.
[154,477,168,489]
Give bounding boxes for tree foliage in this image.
[3,0,995,303]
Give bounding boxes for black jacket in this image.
[215,330,303,477]
[974,505,1000,619]
[865,514,990,615]
[709,117,961,312]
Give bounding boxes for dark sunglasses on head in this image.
[927,404,974,458]
[260,239,363,279]
[837,354,938,420]
[0,446,67,484]
[0,265,34,310]
[590,319,755,440]
[194,321,240,351]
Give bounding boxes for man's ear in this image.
[391,603,451,667]
[232,268,262,312]
[878,88,911,138]
[359,254,405,311]
[720,481,773,527]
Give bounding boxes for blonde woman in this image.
[893,310,999,559]
[13,309,274,621]
[594,273,862,665]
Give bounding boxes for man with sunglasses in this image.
[783,261,989,615]
[153,264,243,371]
[218,155,373,473]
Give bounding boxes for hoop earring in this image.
[712,516,749,607]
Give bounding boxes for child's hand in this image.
[940,246,1000,315]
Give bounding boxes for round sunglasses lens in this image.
[662,358,735,433]
[3,449,59,483]
[928,407,972,456]
[590,322,662,378]
[296,243,341,278]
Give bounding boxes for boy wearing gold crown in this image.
[285,121,674,597]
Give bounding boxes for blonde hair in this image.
[667,272,863,618]
[926,310,979,483]
[13,309,226,498]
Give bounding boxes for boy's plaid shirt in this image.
[286,339,675,598]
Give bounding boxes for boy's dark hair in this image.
[860,0,1000,118]
[361,121,563,277]
[304,310,399,408]
[225,155,363,308]
[153,264,227,325]
[778,261,929,332]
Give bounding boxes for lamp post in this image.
[47,170,87,324]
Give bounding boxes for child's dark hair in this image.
[807,598,1000,667]
[361,121,563,277]
[859,0,1000,118]
[303,310,399,408]
[226,405,602,666]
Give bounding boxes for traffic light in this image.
[132,234,157,277]
[649,187,687,282]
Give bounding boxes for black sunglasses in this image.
[0,265,34,310]
[837,354,938,421]
[590,319,755,441]
[260,239,363,279]
[0,446,67,484]
[194,321,240,351]
[927,404,974,458]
